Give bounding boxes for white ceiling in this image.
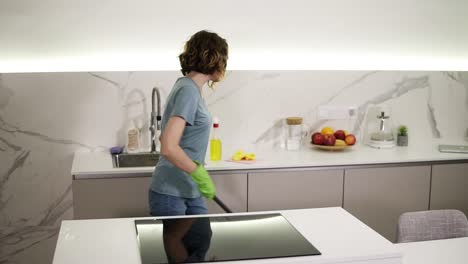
[1,0,467,72]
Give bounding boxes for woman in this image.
[149,30,229,216]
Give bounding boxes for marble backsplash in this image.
[1,70,467,263]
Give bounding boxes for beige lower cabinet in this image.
[430,163,468,217]
[72,162,467,226]
[72,172,247,219]
[247,169,344,212]
[205,172,248,214]
[73,176,151,219]
[343,165,431,242]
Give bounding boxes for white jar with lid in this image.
[286,117,307,150]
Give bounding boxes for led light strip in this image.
[1,52,467,73]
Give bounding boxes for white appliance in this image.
[362,105,396,149]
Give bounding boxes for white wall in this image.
[1,0,468,72]
[1,69,467,263]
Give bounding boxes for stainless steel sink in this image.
[112,152,161,168]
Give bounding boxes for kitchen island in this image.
[395,237,468,264]
[52,207,402,264]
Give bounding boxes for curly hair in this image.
[179,30,228,78]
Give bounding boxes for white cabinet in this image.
[248,169,344,212]
[430,163,468,217]
[343,166,431,242]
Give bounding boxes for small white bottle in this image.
[126,120,140,153]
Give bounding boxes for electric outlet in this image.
[318,105,357,120]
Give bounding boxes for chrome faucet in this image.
[150,87,162,153]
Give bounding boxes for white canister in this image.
[286,117,308,150]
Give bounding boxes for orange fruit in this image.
[321,126,334,135]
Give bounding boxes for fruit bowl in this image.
[310,127,356,151]
[311,144,350,151]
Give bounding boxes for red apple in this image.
[345,134,356,145]
[323,134,336,146]
[334,130,346,140]
[311,132,324,145]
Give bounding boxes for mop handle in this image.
[213,196,233,213]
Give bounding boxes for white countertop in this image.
[394,237,468,264]
[72,143,468,178]
[52,207,402,264]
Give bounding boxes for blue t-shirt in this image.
[151,77,212,198]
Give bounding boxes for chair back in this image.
[396,209,468,243]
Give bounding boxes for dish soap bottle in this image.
[210,117,222,161]
[126,120,140,153]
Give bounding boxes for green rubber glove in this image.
[190,161,216,199]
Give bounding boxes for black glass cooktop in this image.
[134,213,321,264]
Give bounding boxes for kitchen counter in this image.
[72,143,468,179]
[52,207,402,264]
